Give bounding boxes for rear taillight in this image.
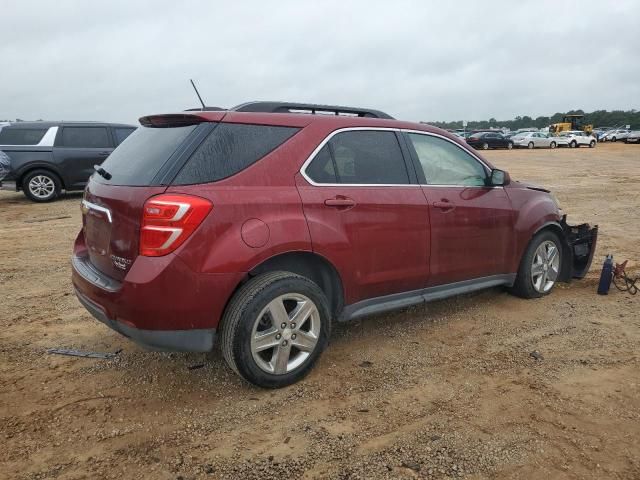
[140,194,212,257]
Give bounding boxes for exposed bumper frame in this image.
[559,215,598,281]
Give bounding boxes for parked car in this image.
[466,131,514,150]
[72,101,597,388]
[0,121,136,202]
[558,131,597,148]
[600,129,630,142]
[511,132,567,149]
[624,131,640,144]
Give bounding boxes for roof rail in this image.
[231,101,394,119]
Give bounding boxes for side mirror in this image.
[489,168,510,186]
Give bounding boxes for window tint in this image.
[114,127,136,145]
[60,127,111,148]
[408,133,487,186]
[305,145,336,183]
[321,130,409,184]
[0,127,48,145]
[174,123,299,185]
[98,125,197,186]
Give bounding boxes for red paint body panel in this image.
[296,174,430,304]
[423,186,515,285]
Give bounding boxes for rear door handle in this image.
[433,200,456,212]
[324,197,356,208]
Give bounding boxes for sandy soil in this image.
[1,143,639,480]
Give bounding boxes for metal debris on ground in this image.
[530,350,544,361]
[46,348,120,359]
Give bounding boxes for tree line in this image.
[426,109,640,131]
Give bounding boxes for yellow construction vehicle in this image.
[549,114,593,135]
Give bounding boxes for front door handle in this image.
[324,197,356,208]
[433,200,456,212]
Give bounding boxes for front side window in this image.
[305,130,409,185]
[407,133,487,186]
[59,127,111,148]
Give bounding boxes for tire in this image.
[569,140,577,148]
[527,142,534,149]
[220,271,331,388]
[589,140,596,148]
[482,143,489,150]
[550,141,557,149]
[611,137,617,142]
[507,142,513,150]
[509,230,562,299]
[22,169,61,202]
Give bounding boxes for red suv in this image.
[72,102,597,388]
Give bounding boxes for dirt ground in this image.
[1,143,639,480]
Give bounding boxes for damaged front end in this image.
[558,215,598,281]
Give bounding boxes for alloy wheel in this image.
[28,175,55,199]
[531,240,560,293]
[250,294,321,374]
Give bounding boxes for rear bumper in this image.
[71,231,245,352]
[75,287,216,352]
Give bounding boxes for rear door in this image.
[54,126,114,188]
[296,129,430,304]
[404,131,515,286]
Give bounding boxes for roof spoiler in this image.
[139,114,212,128]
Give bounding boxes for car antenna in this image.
[190,79,206,110]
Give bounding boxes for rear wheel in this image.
[510,230,562,299]
[507,142,513,150]
[611,136,617,142]
[22,169,61,202]
[482,142,489,150]
[528,141,534,149]
[550,141,557,149]
[569,140,577,148]
[220,271,331,388]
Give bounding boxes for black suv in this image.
[0,122,136,202]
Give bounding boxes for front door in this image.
[296,129,430,305]
[404,131,515,286]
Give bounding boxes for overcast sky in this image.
[1,0,638,125]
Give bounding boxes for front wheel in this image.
[569,140,577,148]
[611,137,617,142]
[509,230,562,299]
[220,271,331,388]
[589,140,596,148]
[550,141,557,149]
[507,142,513,150]
[482,142,489,150]
[527,142,534,149]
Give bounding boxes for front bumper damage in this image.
[559,215,598,281]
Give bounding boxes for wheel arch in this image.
[245,251,345,317]
[17,164,65,189]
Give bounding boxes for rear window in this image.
[173,123,299,185]
[97,125,197,185]
[0,127,48,145]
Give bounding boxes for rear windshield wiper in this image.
[94,165,112,180]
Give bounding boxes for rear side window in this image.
[59,127,111,148]
[0,128,48,145]
[113,127,136,145]
[306,130,409,185]
[97,125,197,186]
[173,123,299,185]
